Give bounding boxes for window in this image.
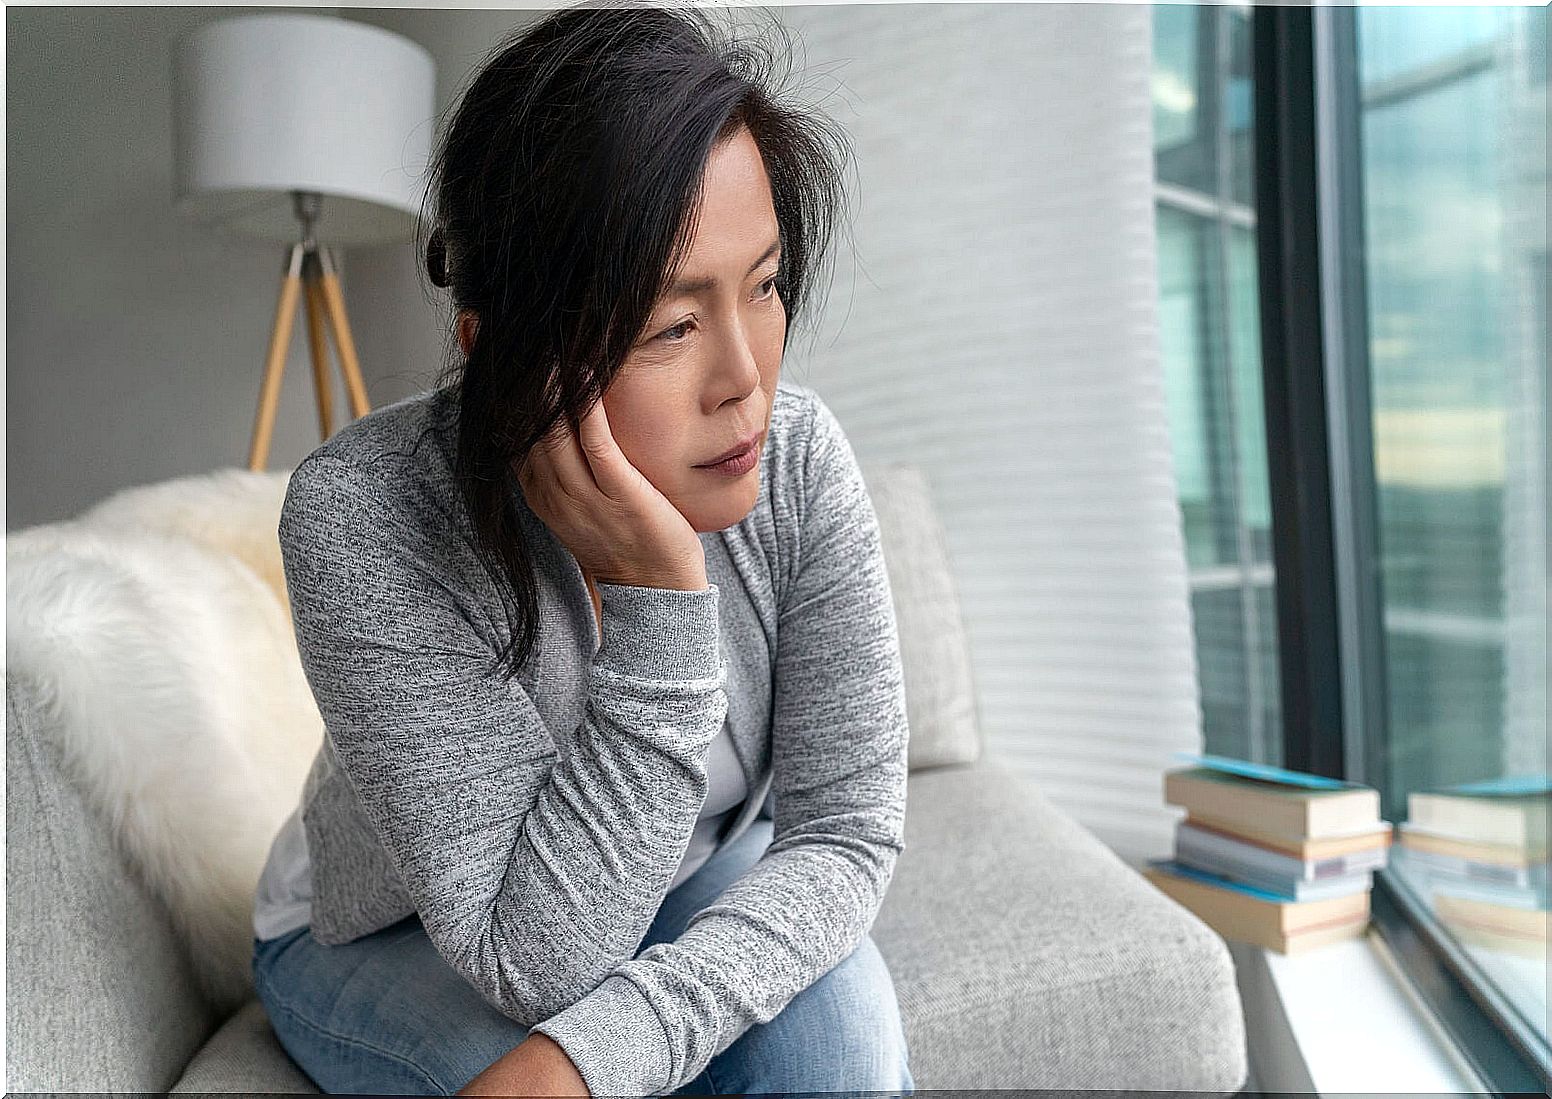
[1349,3,1548,1079]
[1155,3,1548,1088]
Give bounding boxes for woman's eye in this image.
[654,279,780,344]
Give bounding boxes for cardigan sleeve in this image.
[529,391,911,1096]
[277,453,730,1024]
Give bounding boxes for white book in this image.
[1175,821,1380,899]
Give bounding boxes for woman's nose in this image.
[711,322,764,401]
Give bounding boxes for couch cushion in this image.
[873,755,1248,1090]
[170,999,320,1094]
[862,462,982,771]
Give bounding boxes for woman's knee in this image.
[253,919,534,1096]
[257,974,452,1095]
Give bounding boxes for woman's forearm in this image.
[457,1032,590,1096]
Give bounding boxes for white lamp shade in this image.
[172,14,436,246]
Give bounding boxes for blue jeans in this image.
[252,816,915,1096]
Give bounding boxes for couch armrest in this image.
[5,674,218,1092]
[872,753,1248,1091]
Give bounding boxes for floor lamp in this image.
[170,13,435,471]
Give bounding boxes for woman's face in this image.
[461,126,786,533]
[607,126,786,533]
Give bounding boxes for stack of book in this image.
[1394,775,1549,960]
[1143,754,1391,955]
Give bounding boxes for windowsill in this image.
[1229,929,1489,1094]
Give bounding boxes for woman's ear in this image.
[457,310,479,358]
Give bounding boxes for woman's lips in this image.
[696,430,764,468]
[695,434,762,476]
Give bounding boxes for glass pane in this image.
[1227,224,1271,557]
[1157,205,1216,569]
[1155,4,1256,204]
[1358,5,1504,86]
[1152,5,1283,766]
[1226,5,1255,206]
[1354,4,1549,1061]
[1154,3,1200,154]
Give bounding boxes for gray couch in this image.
[5,459,1248,1094]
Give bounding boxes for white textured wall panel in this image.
[774,3,1198,867]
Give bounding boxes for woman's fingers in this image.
[520,399,641,518]
[513,397,705,589]
[573,399,632,499]
[527,412,598,502]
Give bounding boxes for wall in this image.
[2,6,400,530]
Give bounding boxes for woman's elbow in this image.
[458,930,625,1027]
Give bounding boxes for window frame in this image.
[1250,4,1551,1092]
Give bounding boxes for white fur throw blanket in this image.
[6,468,324,1016]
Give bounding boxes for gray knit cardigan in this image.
[276,376,909,1096]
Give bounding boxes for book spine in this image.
[1177,822,1386,883]
[1176,843,1371,900]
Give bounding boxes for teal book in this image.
[1146,857,1304,903]
[1172,752,1370,792]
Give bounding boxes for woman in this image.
[250,3,913,1096]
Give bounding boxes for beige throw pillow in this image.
[861,462,982,771]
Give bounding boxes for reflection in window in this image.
[1357,4,1548,1060]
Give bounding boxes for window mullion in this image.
[1251,3,1346,780]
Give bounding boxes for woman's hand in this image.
[517,398,708,592]
[457,1032,590,1096]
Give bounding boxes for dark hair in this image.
[414,0,853,681]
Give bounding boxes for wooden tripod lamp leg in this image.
[249,244,306,472]
[302,253,336,441]
[315,245,372,419]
